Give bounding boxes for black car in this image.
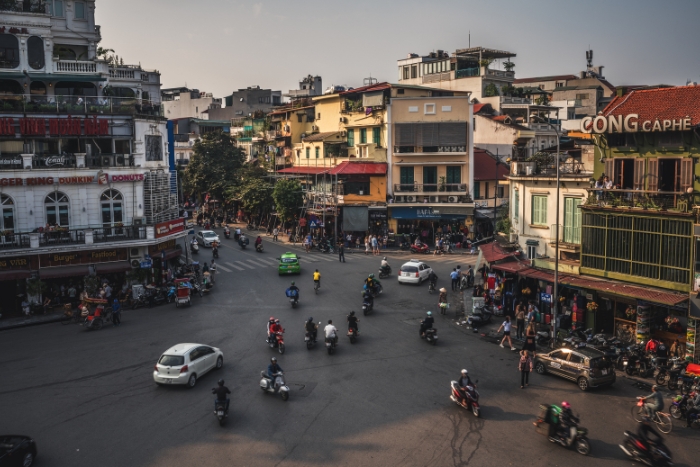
[0,436,37,467]
[534,347,616,391]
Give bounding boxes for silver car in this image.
[196,230,220,247]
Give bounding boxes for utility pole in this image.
[494,149,499,236]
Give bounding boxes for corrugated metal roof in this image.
[473,149,509,181]
[479,242,522,264]
[330,161,387,175]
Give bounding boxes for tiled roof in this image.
[330,161,387,175]
[268,105,314,116]
[513,74,577,84]
[339,82,391,96]
[473,103,490,114]
[302,131,339,142]
[601,85,700,125]
[479,242,523,264]
[491,259,531,274]
[276,167,330,175]
[473,149,509,181]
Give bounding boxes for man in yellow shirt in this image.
[313,269,321,291]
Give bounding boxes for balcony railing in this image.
[584,189,694,213]
[455,68,479,79]
[0,95,162,116]
[510,161,591,177]
[93,226,147,243]
[394,183,468,193]
[0,233,31,250]
[0,225,151,251]
[55,60,98,74]
[422,71,453,84]
[109,68,135,80]
[501,96,533,105]
[486,68,515,79]
[550,224,581,245]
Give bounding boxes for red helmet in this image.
[561,401,570,409]
[269,316,275,321]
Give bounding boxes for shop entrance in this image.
[0,279,19,315]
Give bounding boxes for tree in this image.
[234,177,273,218]
[483,83,500,97]
[273,179,303,222]
[183,132,246,203]
[495,206,512,234]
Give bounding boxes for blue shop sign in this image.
[540,293,552,303]
[389,206,468,220]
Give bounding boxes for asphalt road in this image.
[1,231,697,467]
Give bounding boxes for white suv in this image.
[398,259,433,285]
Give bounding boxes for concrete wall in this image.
[163,93,221,120]
[342,175,386,204]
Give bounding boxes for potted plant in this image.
[586,302,599,311]
[26,278,48,304]
[503,60,515,72]
[438,176,447,192]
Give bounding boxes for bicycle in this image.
[314,280,320,294]
[631,397,672,434]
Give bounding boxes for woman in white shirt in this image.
[498,316,516,350]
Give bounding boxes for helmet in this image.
[113,298,119,303]
[218,379,224,386]
[269,316,275,322]
[308,317,313,322]
[652,385,659,391]
[427,311,432,316]
[291,281,295,286]
[271,357,277,363]
[561,401,570,409]
[383,256,387,260]
[369,274,375,279]
[461,369,468,375]
[350,311,355,316]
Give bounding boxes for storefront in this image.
[388,206,473,243]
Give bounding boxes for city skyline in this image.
[98,0,700,99]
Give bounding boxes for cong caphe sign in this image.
[581,114,694,134]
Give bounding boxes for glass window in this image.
[372,128,380,146]
[0,35,20,69]
[446,166,461,185]
[30,81,46,95]
[360,128,367,144]
[74,1,85,19]
[347,129,354,147]
[100,189,123,226]
[48,0,64,17]
[0,195,14,232]
[45,192,70,227]
[27,36,45,70]
[400,167,414,185]
[569,354,584,364]
[532,195,547,226]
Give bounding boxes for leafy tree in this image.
[183,132,246,203]
[234,177,273,217]
[273,179,303,222]
[495,206,512,234]
[483,83,500,97]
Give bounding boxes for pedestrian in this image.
[104,283,112,301]
[210,260,217,283]
[371,235,379,255]
[523,323,537,356]
[68,284,77,307]
[515,304,526,339]
[526,301,538,323]
[365,237,370,255]
[467,265,474,287]
[272,226,279,242]
[112,299,122,327]
[519,350,533,389]
[346,233,352,248]
[450,268,459,291]
[434,237,440,255]
[338,242,345,263]
[498,316,516,350]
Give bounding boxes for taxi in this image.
[278,252,301,275]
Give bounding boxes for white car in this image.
[196,230,220,247]
[398,259,433,285]
[153,343,223,388]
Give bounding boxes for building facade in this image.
[161,88,222,120]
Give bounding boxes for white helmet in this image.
[461,369,468,375]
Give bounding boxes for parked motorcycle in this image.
[268,331,285,355]
[620,430,673,467]
[131,293,148,310]
[166,286,176,303]
[536,330,552,347]
[656,358,687,388]
[378,265,392,279]
[678,375,700,395]
[467,306,492,328]
[623,346,653,378]
[450,379,480,417]
[410,243,430,254]
[259,371,290,401]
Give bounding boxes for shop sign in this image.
[0,116,110,137]
[40,249,128,267]
[369,210,387,220]
[586,293,593,300]
[140,260,153,269]
[0,257,29,270]
[148,239,177,255]
[0,173,144,187]
[540,293,552,304]
[389,206,467,220]
[44,156,68,167]
[581,114,694,134]
[155,218,185,238]
[0,156,22,166]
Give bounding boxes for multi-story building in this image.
[171,118,231,167]
[0,0,183,314]
[284,75,323,100]
[207,86,282,120]
[161,87,222,120]
[472,148,509,238]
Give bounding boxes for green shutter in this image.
[446,166,461,184]
[474,182,480,199]
[400,167,414,185]
[347,129,354,147]
[360,128,367,144]
[373,127,380,146]
[514,189,519,220]
[532,195,547,226]
[564,198,582,244]
[305,147,310,159]
[315,147,320,158]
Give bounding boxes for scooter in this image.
[363,283,383,298]
[238,237,249,250]
[656,358,687,388]
[166,286,177,303]
[267,331,285,354]
[286,289,299,308]
[362,298,373,316]
[305,322,320,350]
[213,399,227,426]
[325,335,337,355]
[378,265,392,279]
[256,243,264,253]
[536,329,552,347]
[259,371,290,401]
[348,327,359,344]
[190,242,199,254]
[450,379,480,417]
[467,306,492,327]
[428,281,436,294]
[620,431,672,467]
[410,243,430,254]
[212,247,219,259]
[224,227,231,239]
[421,324,438,345]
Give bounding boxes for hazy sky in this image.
[98,0,700,98]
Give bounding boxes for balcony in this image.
[486,68,515,79]
[422,71,453,84]
[54,60,102,74]
[584,189,694,213]
[394,193,473,204]
[0,95,162,117]
[501,96,533,105]
[510,161,591,177]
[0,225,149,252]
[394,183,468,194]
[455,68,479,79]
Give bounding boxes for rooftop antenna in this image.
[363,75,378,86]
[586,49,593,69]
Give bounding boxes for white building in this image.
[0,0,182,314]
[161,87,222,120]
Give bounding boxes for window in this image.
[45,192,70,227]
[101,189,123,227]
[550,350,566,360]
[315,147,319,159]
[344,181,370,195]
[496,186,505,199]
[0,195,14,233]
[556,82,564,88]
[397,88,405,95]
[423,166,437,192]
[48,0,64,17]
[446,166,461,185]
[563,197,582,244]
[532,195,547,226]
[424,103,436,115]
[373,128,380,146]
[575,93,590,100]
[359,128,367,144]
[514,189,519,221]
[145,135,163,161]
[403,66,410,80]
[347,129,354,147]
[411,65,417,79]
[27,36,45,70]
[317,113,321,120]
[568,354,584,365]
[527,245,536,260]
[400,167,414,186]
[74,1,85,19]
[474,182,480,200]
[305,147,310,159]
[0,34,20,69]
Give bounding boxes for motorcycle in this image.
[623,346,653,378]
[410,243,430,254]
[213,399,227,426]
[305,322,320,350]
[421,324,438,345]
[325,335,337,355]
[166,286,177,303]
[348,327,359,344]
[363,282,383,298]
[678,375,700,395]
[467,306,492,327]
[148,287,169,308]
[670,392,697,422]
[428,281,436,294]
[259,371,290,401]
[256,243,264,253]
[450,379,480,417]
[534,406,590,456]
[537,330,552,347]
[286,289,299,308]
[267,331,286,355]
[190,242,199,254]
[131,293,148,310]
[378,265,392,279]
[656,358,687,388]
[224,227,231,239]
[213,247,219,259]
[238,236,249,250]
[620,431,673,467]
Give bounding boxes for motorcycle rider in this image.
[313,269,321,289]
[267,316,276,338]
[362,289,374,309]
[287,281,300,302]
[685,390,700,428]
[211,240,219,257]
[267,357,284,390]
[428,270,438,290]
[554,401,579,444]
[305,317,318,342]
[347,311,359,334]
[269,319,283,346]
[642,385,664,420]
[637,416,665,457]
[456,369,474,406]
[324,319,338,345]
[211,379,231,416]
[190,237,199,251]
[255,235,263,251]
[420,311,434,337]
[365,274,380,295]
[380,256,390,274]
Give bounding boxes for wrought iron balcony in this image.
[394,183,468,193]
[584,189,694,213]
[0,95,162,116]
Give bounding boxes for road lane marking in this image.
[315,255,335,262]
[235,261,255,269]
[246,259,268,268]
[216,264,232,272]
[225,262,246,271]
[254,258,276,265]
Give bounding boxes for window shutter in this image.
[572,198,582,244]
[438,122,467,146]
[514,190,519,220]
[347,129,354,147]
[373,127,380,146]
[647,158,658,192]
[416,123,439,147]
[532,196,541,225]
[604,158,614,181]
[473,182,480,200]
[634,159,645,190]
[394,123,415,146]
[680,158,693,192]
[400,167,414,185]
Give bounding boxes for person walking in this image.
[519,350,533,388]
[450,268,459,292]
[466,265,474,287]
[498,316,516,350]
[272,226,279,242]
[364,237,370,255]
[371,235,379,256]
[338,242,345,263]
[515,304,526,339]
[112,299,122,327]
[523,323,537,356]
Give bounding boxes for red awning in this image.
[330,161,387,175]
[276,167,330,174]
[96,261,132,275]
[479,242,522,264]
[492,260,531,274]
[0,270,31,281]
[40,265,89,279]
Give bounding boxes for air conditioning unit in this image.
[340,117,347,123]
[406,196,415,202]
[448,196,459,203]
[509,233,518,243]
[133,217,147,226]
[429,196,439,203]
[311,125,319,131]
[283,125,290,132]
[394,196,403,202]
[131,259,141,268]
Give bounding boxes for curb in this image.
[0,315,64,331]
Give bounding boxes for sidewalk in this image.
[0,310,64,331]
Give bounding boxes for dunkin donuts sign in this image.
[155,218,186,238]
[0,172,145,187]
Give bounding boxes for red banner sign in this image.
[155,218,185,239]
[0,117,110,136]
